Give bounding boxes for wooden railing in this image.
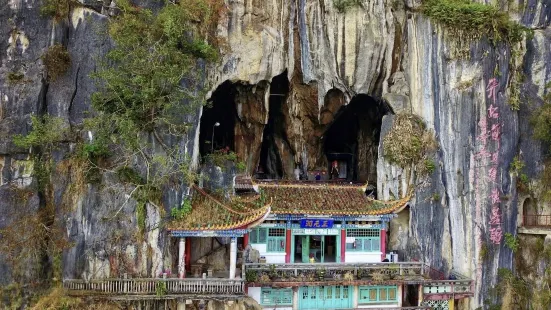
[523,214,551,227]
[63,278,244,295]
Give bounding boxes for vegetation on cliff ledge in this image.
[422,0,529,44]
[382,114,438,177]
[87,0,224,232]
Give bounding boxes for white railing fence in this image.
[63,278,244,295]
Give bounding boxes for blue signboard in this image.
[300,218,334,229]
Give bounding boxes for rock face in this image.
[1,0,551,309]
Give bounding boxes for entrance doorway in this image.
[299,286,352,309]
[294,235,337,263]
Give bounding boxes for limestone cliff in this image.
[0,0,550,309]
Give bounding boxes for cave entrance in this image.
[522,198,538,226]
[199,81,237,158]
[257,72,290,179]
[323,94,388,183]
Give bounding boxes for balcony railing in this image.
[244,262,474,300]
[63,278,244,296]
[423,279,474,300]
[523,214,551,227]
[244,262,428,284]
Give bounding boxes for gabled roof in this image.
[254,181,410,215]
[167,185,270,231]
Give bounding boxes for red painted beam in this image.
[243,233,249,249]
[185,237,191,273]
[285,229,291,263]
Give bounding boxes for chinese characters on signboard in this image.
[300,219,334,229]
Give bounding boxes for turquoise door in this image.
[302,236,310,263]
[298,286,352,309]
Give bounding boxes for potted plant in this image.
[315,268,326,281]
[356,268,369,280]
[268,264,278,280]
[343,271,354,282]
[245,270,258,283]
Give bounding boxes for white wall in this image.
[357,304,400,309]
[248,287,262,304]
[345,252,382,263]
[247,287,293,310]
[251,244,286,263]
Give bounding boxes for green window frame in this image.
[358,286,398,304]
[346,229,380,252]
[250,227,267,244]
[260,288,293,306]
[249,228,286,253]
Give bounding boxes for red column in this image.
[243,233,249,249]
[380,228,386,261]
[185,237,191,273]
[285,229,291,263]
[340,229,346,262]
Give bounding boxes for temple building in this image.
[164,176,472,310]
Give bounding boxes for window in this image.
[358,286,398,304]
[250,228,267,244]
[267,228,286,252]
[261,288,293,306]
[346,229,381,252]
[249,228,286,252]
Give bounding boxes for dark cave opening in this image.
[199,81,237,158]
[258,71,290,179]
[323,94,389,183]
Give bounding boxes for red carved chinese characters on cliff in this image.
[485,78,502,244]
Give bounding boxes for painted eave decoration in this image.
[167,184,271,232]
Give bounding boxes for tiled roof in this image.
[255,182,410,215]
[167,185,270,231]
[169,180,411,232]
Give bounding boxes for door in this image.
[298,286,352,309]
[302,235,310,263]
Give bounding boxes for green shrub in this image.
[136,202,147,234]
[116,167,145,185]
[235,161,246,172]
[504,233,519,252]
[80,140,110,161]
[13,115,67,150]
[422,0,530,44]
[41,44,71,82]
[171,199,192,220]
[510,156,525,174]
[205,150,240,168]
[155,281,167,296]
[424,159,437,174]
[245,270,258,282]
[40,0,75,20]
